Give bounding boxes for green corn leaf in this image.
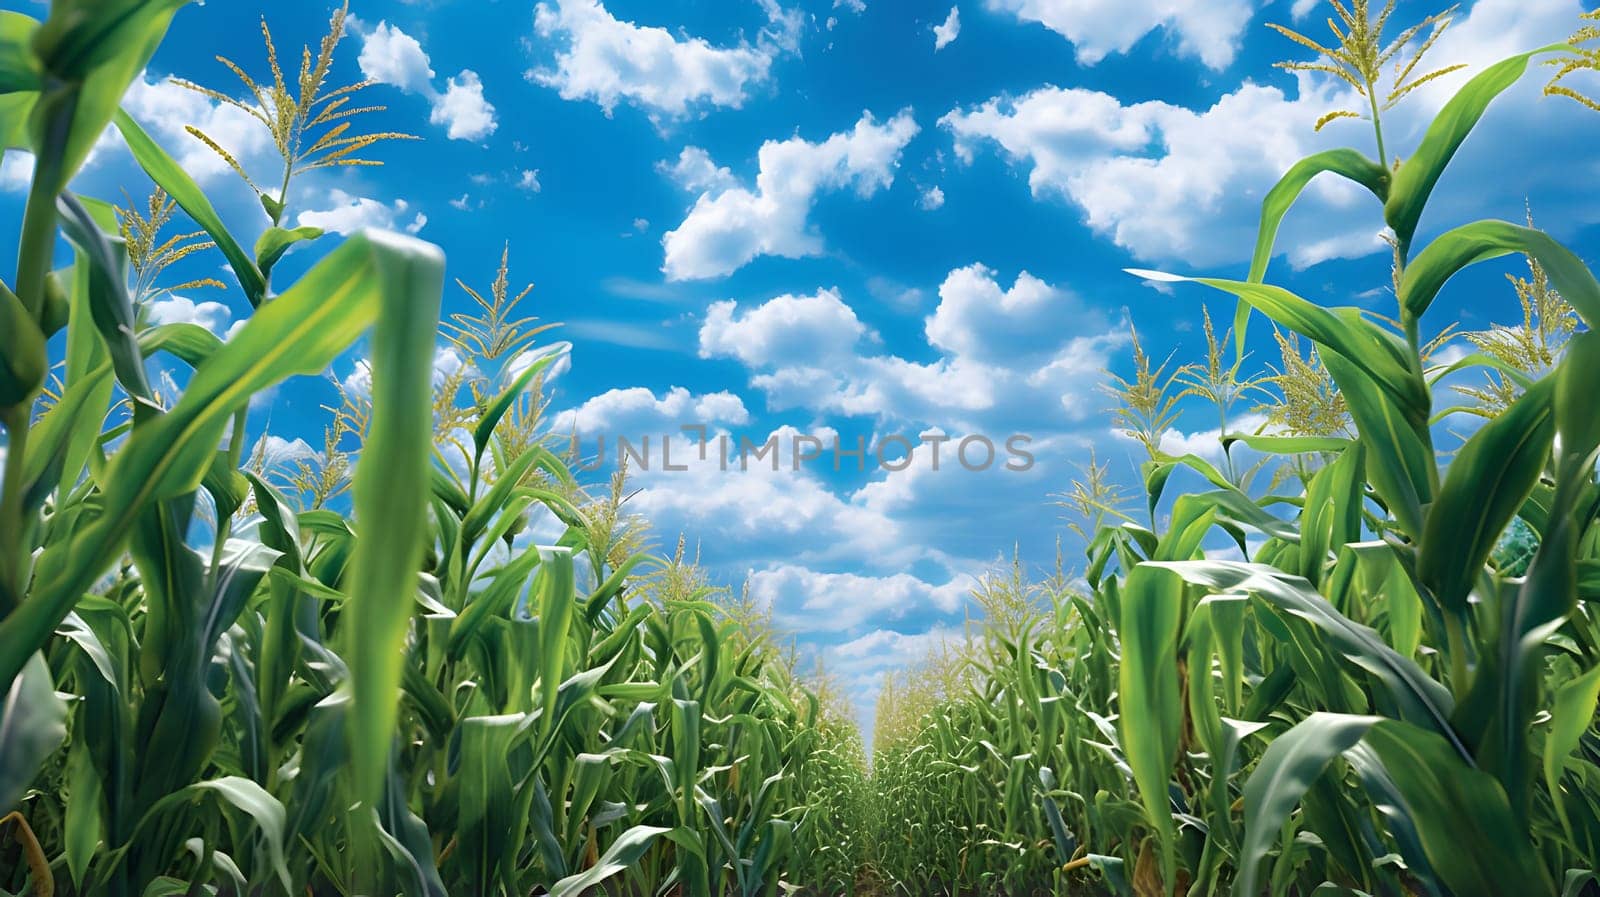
[1148,561,1460,752]
[1238,714,1545,897]
[1321,352,1435,540]
[138,322,223,368]
[1118,564,1184,896]
[1235,712,1380,897]
[1555,330,1600,471]
[0,653,67,812]
[1297,443,1364,588]
[1359,721,1549,897]
[0,279,45,408]
[1249,149,1390,285]
[27,0,184,199]
[535,547,576,738]
[57,192,152,402]
[19,358,110,514]
[254,225,324,280]
[455,714,527,895]
[1385,45,1572,248]
[1455,332,1600,819]
[549,825,671,897]
[1418,377,1554,616]
[1400,219,1600,326]
[63,734,103,888]
[1221,433,1353,455]
[1545,665,1600,841]
[113,108,268,305]
[1241,148,1390,353]
[0,11,40,92]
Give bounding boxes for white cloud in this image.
[530,0,794,117]
[431,71,497,141]
[144,295,233,335]
[550,385,749,435]
[985,0,1253,69]
[835,0,867,12]
[354,19,497,141]
[926,263,1104,365]
[659,146,736,193]
[699,272,1123,431]
[748,565,973,633]
[699,288,870,367]
[254,434,320,470]
[934,6,961,50]
[941,83,1345,267]
[661,110,920,280]
[518,169,542,192]
[356,20,435,93]
[1,152,34,192]
[297,189,427,235]
[919,184,945,210]
[1290,0,1317,19]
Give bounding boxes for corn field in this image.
[2,1,1600,896]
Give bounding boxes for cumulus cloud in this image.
[550,386,750,435]
[934,6,961,50]
[941,83,1345,267]
[356,20,435,92]
[530,0,796,118]
[355,19,497,141]
[748,565,973,633]
[927,263,1105,365]
[701,270,1121,431]
[144,295,233,335]
[985,0,1253,69]
[920,185,945,209]
[430,71,497,141]
[297,190,428,235]
[661,110,920,280]
[659,146,737,193]
[518,169,542,192]
[699,288,871,367]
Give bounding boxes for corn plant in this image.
[2,2,440,893]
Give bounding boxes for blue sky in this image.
[3,0,1599,733]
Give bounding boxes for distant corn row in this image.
[864,7,1600,896]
